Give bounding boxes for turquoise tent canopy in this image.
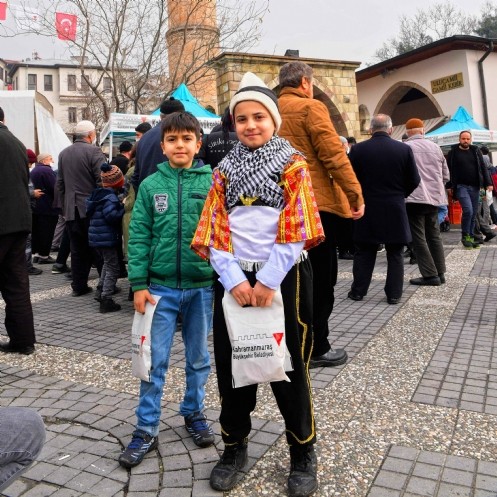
[152,83,219,118]
[426,105,497,149]
[426,106,486,135]
[99,84,220,158]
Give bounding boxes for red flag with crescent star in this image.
[56,12,77,41]
[0,2,7,21]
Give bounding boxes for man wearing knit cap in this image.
[404,118,450,286]
[131,97,185,190]
[0,106,36,354]
[278,61,364,368]
[57,120,106,296]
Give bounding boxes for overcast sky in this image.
[254,0,488,66]
[0,0,490,67]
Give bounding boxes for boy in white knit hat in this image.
[192,72,323,496]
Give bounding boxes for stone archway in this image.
[375,81,444,125]
[210,52,361,138]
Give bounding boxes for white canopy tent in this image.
[0,91,71,166]
[99,112,220,160]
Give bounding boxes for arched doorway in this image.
[375,82,444,125]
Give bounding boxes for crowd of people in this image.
[1,60,497,495]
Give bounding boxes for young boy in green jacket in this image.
[119,112,215,468]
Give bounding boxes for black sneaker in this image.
[118,430,158,468]
[185,412,214,447]
[37,256,56,264]
[210,440,248,491]
[288,445,318,497]
[52,263,71,274]
[28,267,43,275]
[100,297,121,313]
[95,286,121,302]
[0,341,35,355]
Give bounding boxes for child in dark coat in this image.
[86,163,125,313]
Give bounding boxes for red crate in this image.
[447,193,462,225]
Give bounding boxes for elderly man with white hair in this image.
[56,120,106,296]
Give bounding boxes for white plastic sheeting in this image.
[0,91,70,166]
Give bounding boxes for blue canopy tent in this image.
[152,83,219,119]
[99,84,220,158]
[152,84,220,134]
[426,106,497,149]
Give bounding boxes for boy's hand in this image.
[134,289,156,314]
[231,280,253,307]
[251,282,275,307]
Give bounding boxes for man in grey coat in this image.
[57,120,106,296]
[0,107,36,354]
[404,118,450,286]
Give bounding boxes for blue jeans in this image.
[0,408,45,492]
[457,184,480,236]
[136,284,214,437]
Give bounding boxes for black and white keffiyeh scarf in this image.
[218,136,299,211]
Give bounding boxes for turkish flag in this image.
[0,2,7,21]
[56,12,77,41]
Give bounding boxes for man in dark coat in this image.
[131,97,185,191]
[110,140,132,174]
[0,107,36,354]
[348,114,420,304]
[57,120,106,296]
[447,130,493,248]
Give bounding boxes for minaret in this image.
[166,0,219,113]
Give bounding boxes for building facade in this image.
[356,36,497,140]
[1,57,134,135]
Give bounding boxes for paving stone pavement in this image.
[0,229,497,496]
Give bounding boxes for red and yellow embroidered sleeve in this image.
[191,169,233,260]
[276,154,325,250]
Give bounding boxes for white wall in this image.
[357,49,497,128]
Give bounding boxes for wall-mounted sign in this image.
[431,73,464,94]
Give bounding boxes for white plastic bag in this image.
[222,288,293,388]
[131,296,161,382]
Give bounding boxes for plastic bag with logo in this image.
[131,296,162,382]
[222,288,293,388]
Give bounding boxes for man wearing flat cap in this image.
[404,118,450,286]
[57,120,106,296]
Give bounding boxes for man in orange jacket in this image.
[278,61,365,368]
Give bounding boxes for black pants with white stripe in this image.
[213,258,316,447]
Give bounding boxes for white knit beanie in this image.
[229,72,282,132]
